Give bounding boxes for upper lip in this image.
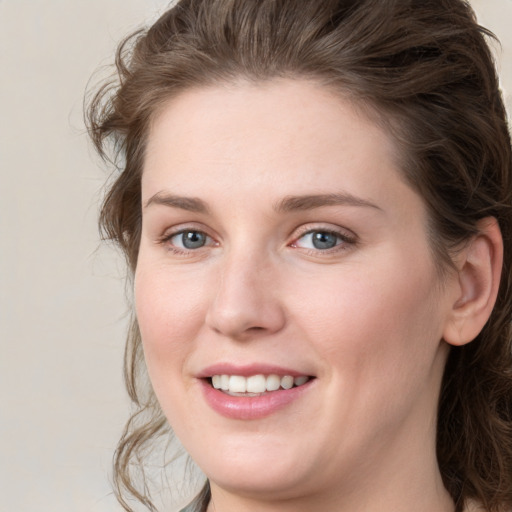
[197,363,313,379]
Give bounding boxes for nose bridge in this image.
[205,243,285,339]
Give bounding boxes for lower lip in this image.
[200,379,314,420]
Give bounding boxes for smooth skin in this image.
[135,79,502,512]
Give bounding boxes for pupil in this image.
[312,231,337,250]
[183,231,206,249]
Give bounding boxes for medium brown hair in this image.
[86,1,512,511]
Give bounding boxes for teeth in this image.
[247,374,266,393]
[212,375,221,389]
[210,374,310,394]
[221,374,230,391]
[266,374,281,391]
[294,376,309,386]
[229,375,247,393]
[280,375,294,389]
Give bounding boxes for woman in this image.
[86,0,512,511]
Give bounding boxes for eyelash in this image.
[158,228,216,255]
[290,227,356,252]
[158,225,357,256]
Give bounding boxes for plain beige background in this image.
[1,1,510,511]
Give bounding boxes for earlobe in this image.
[443,217,503,347]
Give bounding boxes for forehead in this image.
[142,79,410,212]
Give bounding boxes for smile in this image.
[200,370,315,420]
[210,374,311,395]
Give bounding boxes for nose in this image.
[205,251,286,340]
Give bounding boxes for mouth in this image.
[207,374,313,396]
[199,366,316,419]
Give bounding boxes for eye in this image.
[169,229,211,250]
[292,229,354,251]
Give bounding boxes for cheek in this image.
[134,262,210,385]
[289,260,446,459]
[290,254,444,391]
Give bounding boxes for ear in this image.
[443,217,503,347]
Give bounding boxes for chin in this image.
[207,465,309,501]
[191,441,316,499]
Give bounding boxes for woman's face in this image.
[136,80,458,505]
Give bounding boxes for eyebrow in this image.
[274,193,382,213]
[144,192,210,213]
[144,191,382,214]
